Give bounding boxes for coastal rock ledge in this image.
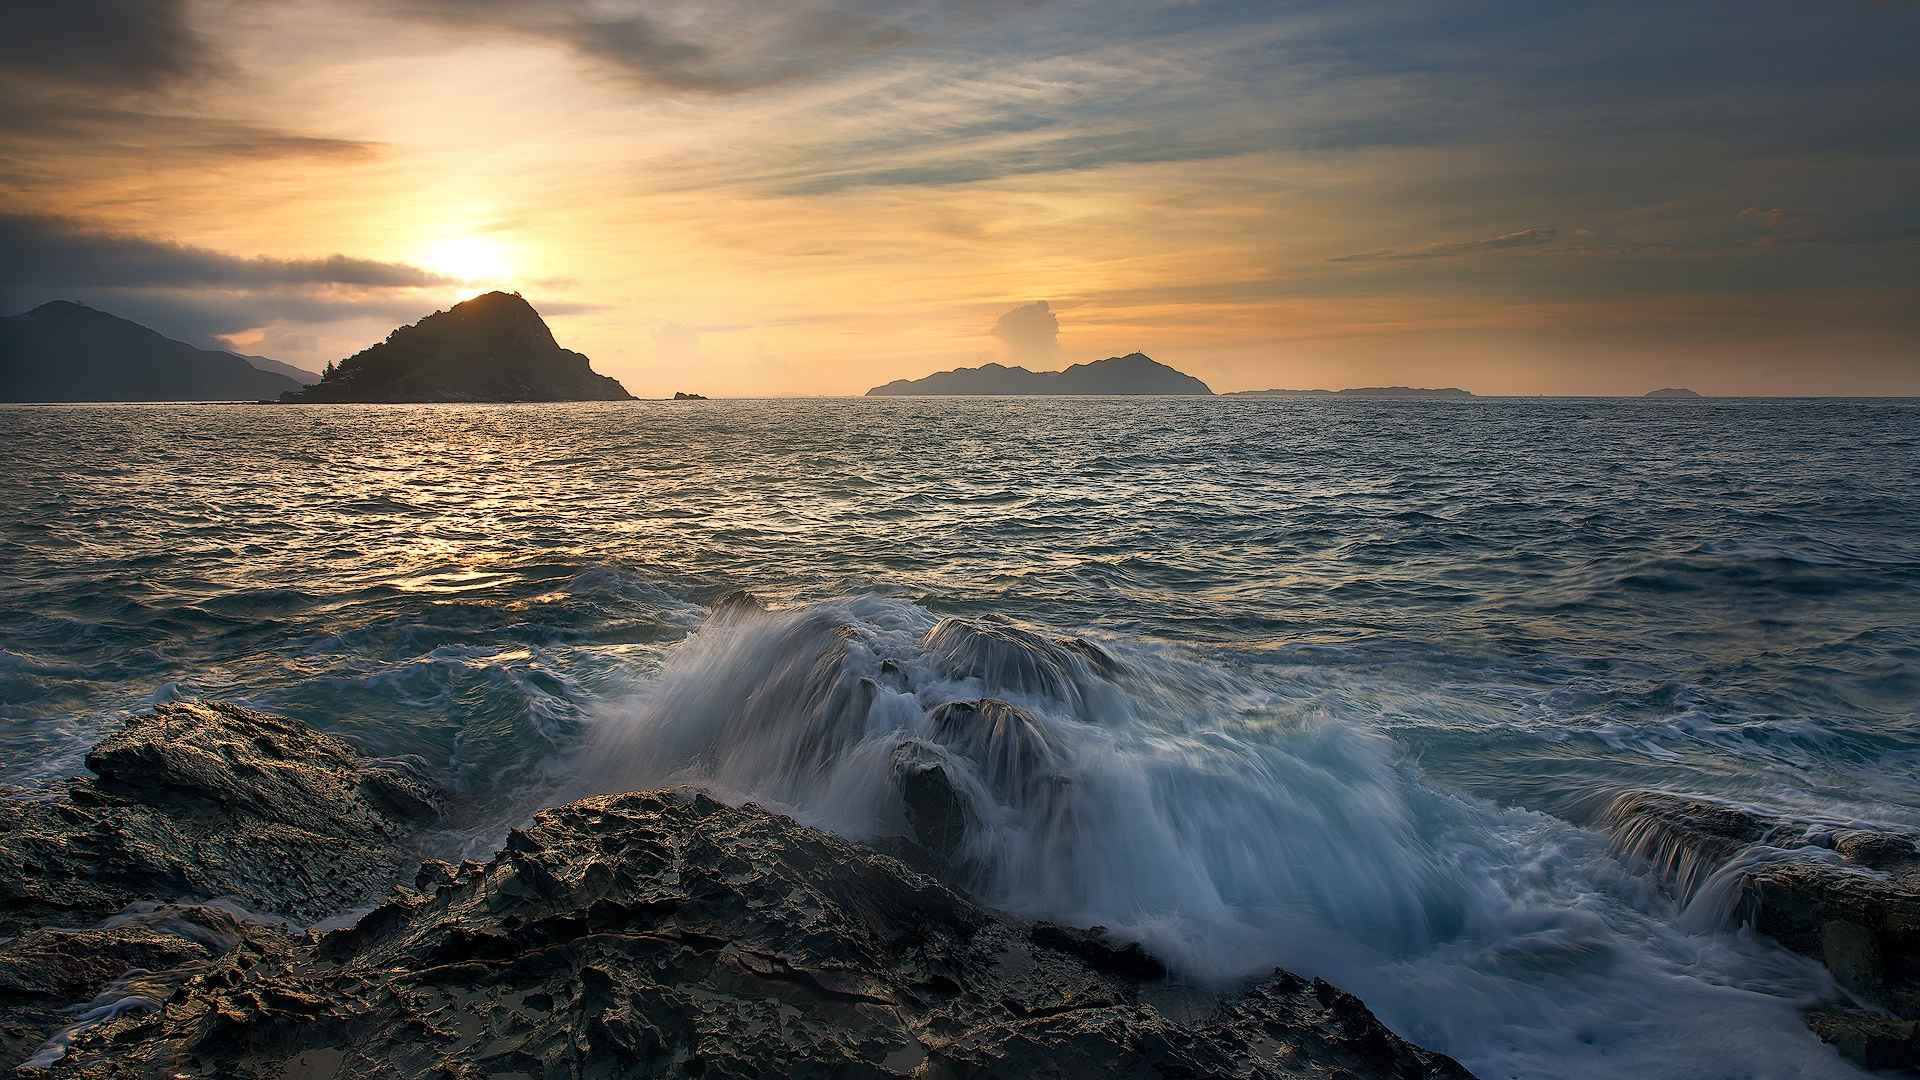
[1,704,1470,1079]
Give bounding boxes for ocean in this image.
[2,396,1916,1078]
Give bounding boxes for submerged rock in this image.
[42,789,1472,1079]
[0,700,443,937]
[707,587,769,623]
[921,617,1120,709]
[926,698,1064,811]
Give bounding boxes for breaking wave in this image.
[576,595,1855,1080]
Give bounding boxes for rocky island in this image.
[1644,387,1702,398]
[866,352,1213,396]
[1227,387,1474,399]
[285,291,632,403]
[0,301,305,402]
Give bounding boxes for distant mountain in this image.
[1644,387,1701,398]
[287,291,631,403]
[242,354,320,385]
[0,301,303,402]
[1227,386,1474,399]
[866,353,1212,396]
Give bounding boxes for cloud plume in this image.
[991,300,1061,364]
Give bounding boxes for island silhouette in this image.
[866,352,1212,395]
[287,291,631,403]
[0,301,305,402]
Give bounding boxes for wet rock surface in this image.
[1601,788,1920,1069]
[0,700,444,937]
[0,906,259,1069]
[37,790,1473,1079]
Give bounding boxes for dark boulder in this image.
[39,789,1472,1079]
[0,700,444,937]
[889,740,976,862]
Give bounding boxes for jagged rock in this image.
[0,906,257,1068]
[41,790,1473,1079]
[672,391,709,400]
[0,700,444,937]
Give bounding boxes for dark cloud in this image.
[0,0,379,182]
[0,0,209,93]
[1331,228,1560,264]
[396,1,917,93]
[991,300,1060,364]
[0,215,450,291]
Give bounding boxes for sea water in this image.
[2,396,1916,1078]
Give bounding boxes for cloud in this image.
[1331,227,1560,264]
[0,215,450,290]
[991,300,1060,363]
[0,0,209,93]
[0,0,380,185]
[395,0,917,94]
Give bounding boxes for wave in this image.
[570,594,1859,1079]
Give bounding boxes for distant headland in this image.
[1226,386,1473,399]
[1,301,306,402]
[1644,387,1702,398]
[286,291,631,403]
[866,352,1212,396]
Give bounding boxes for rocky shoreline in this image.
[2,701,1470,1078]
[9,693,1919,1075]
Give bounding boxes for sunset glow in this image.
[2,3,1916,395]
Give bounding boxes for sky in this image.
[3,0,1918,396]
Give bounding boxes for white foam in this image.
[572,595,1862,1079]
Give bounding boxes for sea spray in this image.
[575,594,1862,1079]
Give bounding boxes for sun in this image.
[421,235,513,284]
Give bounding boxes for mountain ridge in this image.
[866,352,1213,396]
[1227,386,1474,398]
[0,301,302,402]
